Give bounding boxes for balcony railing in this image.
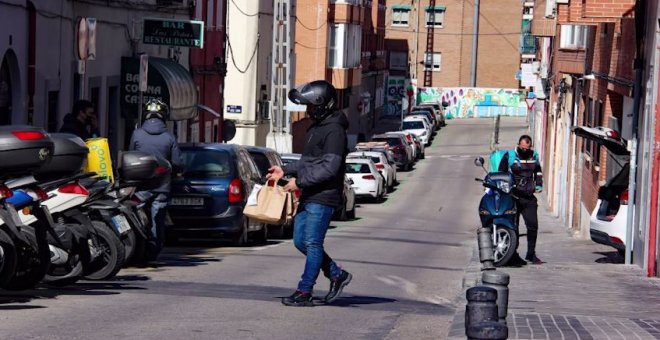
[520,34,537,54]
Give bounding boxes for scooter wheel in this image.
[3,226,50,291]
[0,228,17,287]
[84,221,125,280]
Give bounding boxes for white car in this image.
[345,159,386,202]
[573,126,630,255]
[402,117,432,146]
[386,131,418,160]
[334,175,357,221]
[348,151,396,190]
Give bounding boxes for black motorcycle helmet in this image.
[288,80,337,120]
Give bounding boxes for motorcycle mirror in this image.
[474,157,485,167]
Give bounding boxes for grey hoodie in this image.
[129,118,182,193]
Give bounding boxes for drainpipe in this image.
[625,0,646,267]
[648,82,660,276]
[470,0,480,87]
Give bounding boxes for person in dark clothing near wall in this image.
[268,80,352,307]
[129,98,182,260]
[499,135,545,265]
[60,100,100,139]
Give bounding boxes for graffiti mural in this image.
[417,87,528,119]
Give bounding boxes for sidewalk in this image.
[447,198,660,339]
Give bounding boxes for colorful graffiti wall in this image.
[417,87,528,119]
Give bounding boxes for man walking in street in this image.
[499,135,544,265]
[129,98,181,261]
[60,100,100,140]
[268,80,352,307]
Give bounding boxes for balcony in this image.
[556,25,595,74]
[520,34,537,56]
[329,2,365,25]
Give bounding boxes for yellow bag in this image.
[84,138,114,182]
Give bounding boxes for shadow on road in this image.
[594,251,624,264]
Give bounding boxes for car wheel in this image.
[347,201,356,220]
[233,218,249,247]
[253,224,268,245]
[269,224,285,239]
[338,201,348,221]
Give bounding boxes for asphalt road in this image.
[0,118,509,340]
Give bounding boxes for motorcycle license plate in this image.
[111,215,131,235]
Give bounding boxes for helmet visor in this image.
[146,101,163,113]
[288,83,323,106]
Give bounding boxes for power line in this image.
[229,0,259,17]
[226,34,260,74]
[296,17,326,31]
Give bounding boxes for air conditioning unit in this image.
[545,0,557,18]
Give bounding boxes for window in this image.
[181,149,232,177]
[582,97,603,164]
[425,7,445,28]
[392,7,410,26]
[389,51,407,70]
[328,24,362,68]
[423,52,441,71]
[560,25,589,49]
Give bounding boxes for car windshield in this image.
[403,121,425,130]
[181,149,232,177]
[249,152,272,176]
[346,163,371,174]
[373,137,402,146]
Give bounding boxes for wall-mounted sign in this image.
[226,105,242,113]
[143,18,204,48]
[120,57,169,119]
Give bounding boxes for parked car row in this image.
[166,102,447,246]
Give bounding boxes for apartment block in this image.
[384,0,522,89]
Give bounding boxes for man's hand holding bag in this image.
[244,181,294,225]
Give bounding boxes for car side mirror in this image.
[474,157,485,167]
[348,179,354,185]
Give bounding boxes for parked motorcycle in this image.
[474,156,519,266]
[0,125,55,290]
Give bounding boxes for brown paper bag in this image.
[243,182,288,224]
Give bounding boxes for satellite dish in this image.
[223,120,236,142]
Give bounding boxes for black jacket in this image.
[499,149,543,197]
[129,118,182,193]
[59,114,100,140]
[284,111,348,208]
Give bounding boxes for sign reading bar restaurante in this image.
[142,18,204,48]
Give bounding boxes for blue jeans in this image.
[293,202,342,293]
[150,193,169,254]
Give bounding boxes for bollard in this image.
[477,227,495,270]
[465,286,498,335]
[482,271,510,325]
[467,321,508,340]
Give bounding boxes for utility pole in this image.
[412,0,419,81]
[267,0,293,153]
[470,0,480,87]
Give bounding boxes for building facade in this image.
[384,0,522,89]
[0,0,198,160]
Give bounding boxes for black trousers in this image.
[516,195,539,258]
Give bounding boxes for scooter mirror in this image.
[474,157,485,167]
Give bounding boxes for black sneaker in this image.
[507,253,528,267]
[282,291,314,307]
[525,254,545,265]
[324,270,352,303]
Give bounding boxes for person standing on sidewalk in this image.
[499,135,544,265]
[129,98,182,261]
[60,100,100,140]
[267,80,352,307]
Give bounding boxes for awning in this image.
[120,56,198,121]
[149,57,198,121]
[391,4,411,10]
[425,6,447,11]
